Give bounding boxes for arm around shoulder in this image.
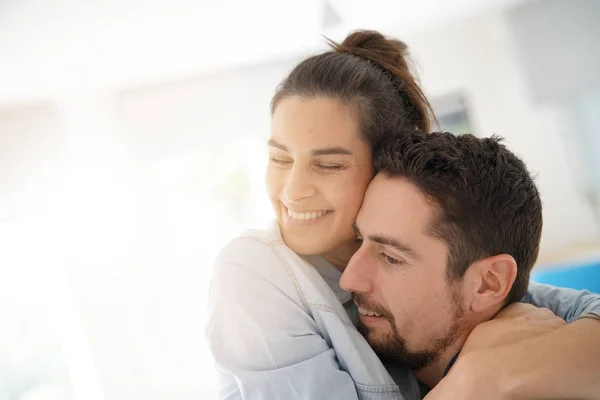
[523,281,600,322]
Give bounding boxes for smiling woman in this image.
[266,96,373,263]
[206,30,433,400]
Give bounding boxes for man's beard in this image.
[353,286,466,371]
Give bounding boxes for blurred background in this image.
[0,0,599,398]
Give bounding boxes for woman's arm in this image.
[521,281,600,322]
[424,282,600,399]
[205,238,359,400]
[492,282,600,399]
[425,315,600,400]
[499,316,600,399]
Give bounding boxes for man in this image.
[340,131,600,399]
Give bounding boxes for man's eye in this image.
[380,252,400,265]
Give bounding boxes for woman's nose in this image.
[283,166,316,203]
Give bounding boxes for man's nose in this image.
[340,245,374,294]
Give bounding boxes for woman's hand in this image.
[424,303,566,400]
[462,302,566,352]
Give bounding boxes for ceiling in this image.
[0,0,530,104]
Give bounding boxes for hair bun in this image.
[327,30,411,75]
[326,30,435,132]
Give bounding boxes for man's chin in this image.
[360,325,440,370]
[359,326,400,357]
[364,331,391,348]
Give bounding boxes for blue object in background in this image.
[532,260,600,294]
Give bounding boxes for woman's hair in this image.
[271,30,436,149]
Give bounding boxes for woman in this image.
[206,30,600,399]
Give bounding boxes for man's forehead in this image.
[357,175,450,262]
[358,176,436,233]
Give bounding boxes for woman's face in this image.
[266,96,374,257]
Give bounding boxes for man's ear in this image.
[467,254,517,313]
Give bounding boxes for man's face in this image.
[339,174,470,370]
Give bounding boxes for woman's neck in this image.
[322,240,361,273]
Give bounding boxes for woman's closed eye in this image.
[317,163,343,171]
[269,157,292,166]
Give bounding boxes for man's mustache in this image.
[351,292,395,323]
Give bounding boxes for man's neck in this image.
[414,343,463,388]
[414,331,470,388]
[414,308,501,389]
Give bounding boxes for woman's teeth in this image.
[287,210,329,221]
[358,307,382,317]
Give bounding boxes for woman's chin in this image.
[281,232,358,262]
[283,235,330,256]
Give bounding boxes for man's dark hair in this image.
[374,131,543,304]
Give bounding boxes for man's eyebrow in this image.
[369,233,422,261]
[267,139,353,156]
[311,147,353,156]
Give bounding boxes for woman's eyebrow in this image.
[268,138,353,156]
[267,138,288,151]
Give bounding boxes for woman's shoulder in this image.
[211,222,311,310]
[230,221,283,246]
[214,222,299,284]
[218,222,284,261]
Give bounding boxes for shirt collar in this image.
[302,255,352,303]
[443,350,461,377]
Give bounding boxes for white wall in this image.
[0,0,533,105]
[401,12,599,259]
[0,62,292,399]
[64,65,290,400]
[0,0,322,104]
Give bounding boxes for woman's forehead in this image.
[270,97,365,151]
